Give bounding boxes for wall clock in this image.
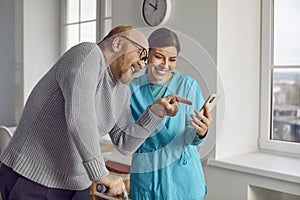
[141,0,172,27]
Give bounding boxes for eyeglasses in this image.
[120,35,148,62]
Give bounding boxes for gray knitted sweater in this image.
[0,42,163,190]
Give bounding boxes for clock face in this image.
[142,0,171,27]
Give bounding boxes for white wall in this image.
[0,0,17,126]
[215,0,260,158]
[23,0,61,102]
[206,0,261,199]
[0,0,61,125]
[205,164,300,200]
[112,0,217,62]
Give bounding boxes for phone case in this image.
[200,94,220,113]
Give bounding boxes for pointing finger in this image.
[174,95,192,105]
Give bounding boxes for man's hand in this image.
[150,94,192,117]
[97,174,125,196]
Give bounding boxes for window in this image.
[260,0,300,155]
[61,0,112,53]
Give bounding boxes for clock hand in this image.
[155,0,158,8]
[148,2,157,10]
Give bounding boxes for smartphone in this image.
[200,94,220,114]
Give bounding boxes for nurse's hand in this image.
[189,104,212,137]
[150,94,192,117]
[97,174,125,196]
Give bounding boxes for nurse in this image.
[129,28,212,200]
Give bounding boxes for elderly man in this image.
[0,25,191,200]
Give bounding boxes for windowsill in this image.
[207,151,300,184]
[102,149,300,184]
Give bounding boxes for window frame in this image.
[259,0,300,156]
[60,0,112,54]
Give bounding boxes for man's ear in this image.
[111,37,123,52]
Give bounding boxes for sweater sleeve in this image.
[56,43,109,181]
[109,90,163,155]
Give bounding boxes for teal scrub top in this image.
[129,72,207,200]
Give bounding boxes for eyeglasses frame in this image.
[120,35,148,62]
